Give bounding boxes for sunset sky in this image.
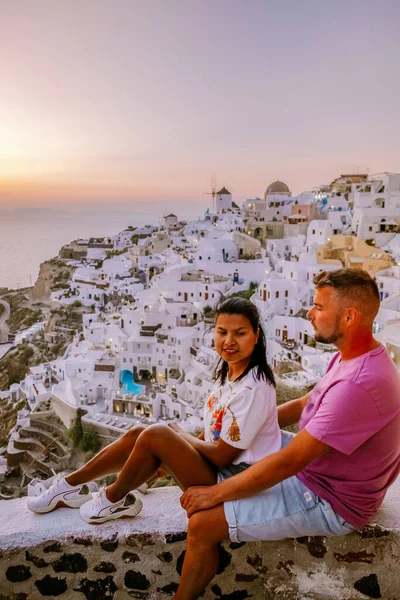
[1,0,400,209]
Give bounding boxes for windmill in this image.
[203,175,217,211]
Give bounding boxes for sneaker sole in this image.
[81,497,143,524]
[28,494,92,514]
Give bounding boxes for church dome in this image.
[266,180,290,194]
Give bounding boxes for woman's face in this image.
[214,313,259,369]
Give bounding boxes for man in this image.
[173,268,400,600]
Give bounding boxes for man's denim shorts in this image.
[218,431,357,543]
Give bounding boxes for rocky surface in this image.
[0,298,10,343]
[0,482,399,599]
[31,257,75,302]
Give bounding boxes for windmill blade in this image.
[211,175,217,207]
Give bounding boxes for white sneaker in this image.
[79,487,143,524]
[27,474,98,514]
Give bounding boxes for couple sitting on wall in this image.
[28,268,400,600]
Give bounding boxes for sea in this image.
[0,200,209,290]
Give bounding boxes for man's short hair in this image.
[313,268,380,323]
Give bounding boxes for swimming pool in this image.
[120,370,145,395]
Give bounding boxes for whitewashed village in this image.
[1,172,400,496]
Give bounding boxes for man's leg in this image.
[106,424,216,502]
[174,506,229,600]
[66,425,146,486]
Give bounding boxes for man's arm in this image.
[181,428,329,516]
[277,391,312,428]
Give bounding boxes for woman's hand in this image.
[180,485,220,517]
[167,422,186,435]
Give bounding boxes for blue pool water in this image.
[120,370,145,395]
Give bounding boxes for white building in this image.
[306,220,334,251]
[215,187,233,212]
[254,272,311,319]
[351,173,400,245]
[163,213,178,227]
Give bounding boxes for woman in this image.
[28,297,280,525]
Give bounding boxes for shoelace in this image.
[91,486,107,511]
[42,473,64,499]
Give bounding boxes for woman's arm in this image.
[168,423,240,469]
[184,435,241,469]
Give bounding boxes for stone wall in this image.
[51,396,78,429]
[1,484,399,600]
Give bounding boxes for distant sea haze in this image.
[0,201,207,290]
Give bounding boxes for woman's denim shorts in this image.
[218,431,357,543]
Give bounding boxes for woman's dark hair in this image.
[213,297,275,387]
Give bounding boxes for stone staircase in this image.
[7,411,74,482]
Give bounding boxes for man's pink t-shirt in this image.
[297,344,400,529]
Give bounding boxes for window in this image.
[275,291,279,298]
[285,290,288,297]
[312,230,315,234]
[276,329,280,336]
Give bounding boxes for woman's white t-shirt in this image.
[203,368,281,465]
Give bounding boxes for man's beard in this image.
[314,314,344,345]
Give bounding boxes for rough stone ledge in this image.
[0,481,399,600]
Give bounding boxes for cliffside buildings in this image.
[5,174,400,441]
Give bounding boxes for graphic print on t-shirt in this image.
[206,394,218,412]
[209,403,226,440]
[226,405,241,442]
[203,368,281,465]
[206,384,243,442]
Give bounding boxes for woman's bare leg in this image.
[65,425,146,486]
[106,424,217,502]
[174,506,229,600]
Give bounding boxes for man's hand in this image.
[180,485,220,517]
